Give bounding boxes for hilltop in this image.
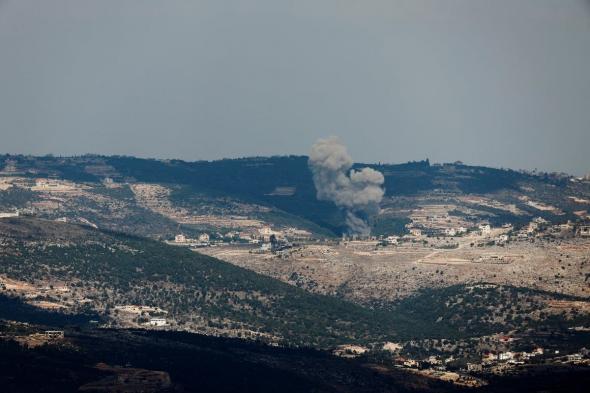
[1,154,588,239]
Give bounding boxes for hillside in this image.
[3,319,589,393]
[0,217,402,347]
[2,283,590,392]
[1,155,589,238]
[0,318,460,393]
[1,216,589,392]
[1,218,588,345]
[391,284,590,340]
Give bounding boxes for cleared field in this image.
[201,236,590,306]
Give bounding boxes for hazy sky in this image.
[1,1,589,174]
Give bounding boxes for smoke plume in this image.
[308,137,385,236]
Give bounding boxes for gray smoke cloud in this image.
[308,137,385,236]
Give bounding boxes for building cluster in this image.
[361,335,590,382]
[254,227,294,254]
[380,345,590,384]
[513,217,550,239]
[396,196,590,247]
[480,347,545,367]
[239,226,311,244]
[512,217,590,240]
[6,329,66,349]
[332,344,369,358]
[375,220,502,248]
[32,178,79,192]
[465,346,590,374]
[394,354,454,371]
[402,216,495,241]
[169,225,312,255]
[445,226,468,237]
[170,233,210,247]
[169,225,311,251]
[112,305,169,328]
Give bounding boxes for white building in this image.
[403,359,419,368]
[175,234,187,243]
[560,222,574,231]
[498,352,514,361]
[258,226,278,242]
[333,345,368,358]
[567,353,583,362]
[148,318,167,327]
[527,222,539,234]
[496,234,509,244]
[479,224,492,235]
[198,233,210,242]
[224,231,239,240]
[444,228,457,237]
[445,227,466,236]
[0,211,19,219]
[382,342,402,352]
[44,330,65,339]
[385,236,398,245]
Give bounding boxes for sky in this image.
[0,1,589,175]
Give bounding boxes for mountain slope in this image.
[0,319,458,393]
[2,154,588,237]
[0,217,403,347]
